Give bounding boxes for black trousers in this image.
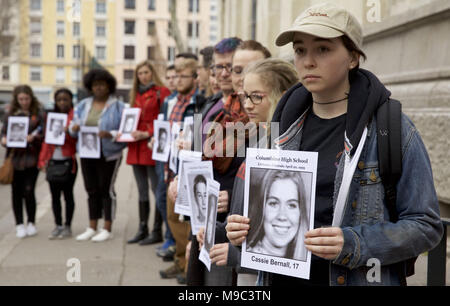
[12,167,39,225]
[48,159,78,226]
[80,156,121,222]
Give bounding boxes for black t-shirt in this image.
[272,110,346,286]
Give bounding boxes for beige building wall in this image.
[114,0,212,99]
[14,0,117,104]
[0,1,20,103]
[220,0,450,215]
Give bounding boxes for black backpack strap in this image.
[378,100,418,280]
[377,99,402,222]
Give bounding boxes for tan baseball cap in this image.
[276,3,363,50]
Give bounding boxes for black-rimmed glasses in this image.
[213,63,232,74]
[237,92,267,105]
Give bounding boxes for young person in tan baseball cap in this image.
[225,2,442,287]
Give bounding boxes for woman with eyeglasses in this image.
[204,58,299,286]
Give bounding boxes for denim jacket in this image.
[268,107,443,286]
[70,95,126,158]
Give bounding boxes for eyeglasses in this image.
[213,63,232,74]
[237,92,267,105]
[166,76,177,80]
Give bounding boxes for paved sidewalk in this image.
[0,156,179,286]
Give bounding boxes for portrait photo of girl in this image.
[246,168,311,262]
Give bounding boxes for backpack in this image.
[376,98,417,280]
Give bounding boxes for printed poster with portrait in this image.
[117,108,141,142]
[181,116,194,146]
[169,122,181,173]
[44,112,68,145]
[241,148,318,280]
[183,160,214,235]
[199,178,220,271]
[152,120,171,162]
[174,150,202,216]
[79,126,101,159]
[6,116,29,148]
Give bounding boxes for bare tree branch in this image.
[169,0,185,53]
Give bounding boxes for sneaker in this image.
[48,226,64,240]
[161,245,176,262]
[16,224,27,238]
[176,272,187,285]
[76,228,96,241]
[26,223,38,237]
[58,226,72,239]
[159,264,183,279]
[161,238,175,250]
[91,229,112,242]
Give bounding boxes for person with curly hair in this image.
[70,69,127,242]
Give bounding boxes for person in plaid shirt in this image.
[159,58,206,281]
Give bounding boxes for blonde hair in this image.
[175,58,198,75]
[129,60,165,107]
[244,58,299,125]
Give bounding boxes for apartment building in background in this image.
[3,0,214,105]
[0,0,21,106]
[114,0,212,100]
[15,0,116,105]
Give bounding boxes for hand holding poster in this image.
[183,160,214,235]
[241,148,317,280]
[199,179,220,271]
[174,150,202,216]
[79,126,101,159]
[6,116,29,148]
[117,108,141,142]
[152,120,171,162]
[45,112,68,145]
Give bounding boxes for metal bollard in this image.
[427,218,450,286]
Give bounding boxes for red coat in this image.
[127,85,171,166]
[38,109,77,172]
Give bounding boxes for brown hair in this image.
[9,85,41,116]
[341,35,367,78]
[129,60,165,107]
[236,40,272,59]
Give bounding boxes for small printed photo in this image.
[45,112,68,145]
[6,116,29,148]
[203,193,218,253]
[246,168,312,262]
[156,127,168,154]
[190,174,207,225]
[79,126,101,159]
[122,115,136,134]
[169,122,181,173]
[173,150,203,217]
[198,178,220,271]
[182,116,194,144]
[183,160,214,235]
[117,108,141,142]
[152,120,171,162]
